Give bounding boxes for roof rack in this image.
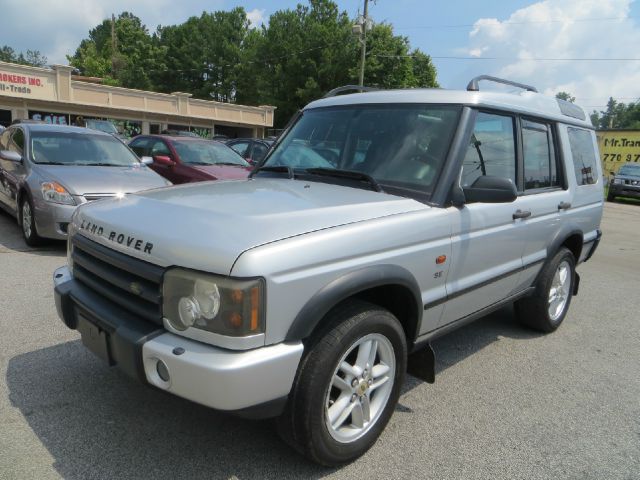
[322,85,379,98]
[466,75,538,93]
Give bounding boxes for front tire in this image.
[278,300,407,466]
[20,196,43,246]
[607,191,615,202]
[515,247,575,333]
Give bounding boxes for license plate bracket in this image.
[77,315,114,366]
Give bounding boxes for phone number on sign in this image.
[602,153,640,162]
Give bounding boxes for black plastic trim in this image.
[417,287,536,344]
[583,229,602,263]
[423,259,544,310]
[55,277,164,381]
[285,265,423,343]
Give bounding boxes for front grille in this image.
[83,194,118,202]
[72,234,164,325]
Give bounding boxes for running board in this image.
[407,343,435,383]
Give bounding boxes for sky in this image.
[1,0,639,113]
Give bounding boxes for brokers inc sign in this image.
[0,70,55,100]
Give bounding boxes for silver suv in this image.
[53,76,604,466]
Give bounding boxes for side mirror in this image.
[609,171,615,176]
[0,150,22,162]
[463,175,517,203]
[246,157,256,165]
[153,155,176,167]
[140,156,153,165]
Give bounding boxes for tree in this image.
[67,12,165,89]
[556,91,575,103]
[0,45,47,67]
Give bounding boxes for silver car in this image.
[0,123,170,245]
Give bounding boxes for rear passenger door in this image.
[436,111,529,329]
[514,119,570,285]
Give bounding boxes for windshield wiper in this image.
[73,162,123,167]
[304,168,383,192]
[250,165,294,179]
[215,162,245,166]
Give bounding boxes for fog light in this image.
[156,360,170,382]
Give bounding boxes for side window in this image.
[150,140,171,157]
[567,127,597,185]
[229,141,250,157]
[8,129,25,155]
[129,138,150,157]
[522,120,560,190]
[251,143,269,163]
[461,112,516,188]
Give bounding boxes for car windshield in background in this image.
[30,131,141,166]
[262,105,460,196]
[86,120,119,135]
[619,164,640,176]
[172,141,250,166]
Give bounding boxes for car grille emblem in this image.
[130,282,143,296]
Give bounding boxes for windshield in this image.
[172,140,249,166]
[262,105,460,196]
[86,120,118,135]
[619,164,640,176]
[30,131,141,166]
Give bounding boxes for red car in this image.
[128,135,252,184]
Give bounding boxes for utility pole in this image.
[111,14,117,77]
[358,0,369,86]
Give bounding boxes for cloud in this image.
[246,8,266,29]
[0,0,224,64]
[466,0,640,111]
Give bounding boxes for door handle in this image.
[558,201,571,210]
[512,209,532,220]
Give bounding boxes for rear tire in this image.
[20,196,43,247]
[277,300,407,466]
[515,247,575,333]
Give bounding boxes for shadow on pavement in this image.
[6,341,331,479]
[7,306,542,479]
[0,208,66,257]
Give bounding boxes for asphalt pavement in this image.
[0,202,638,480]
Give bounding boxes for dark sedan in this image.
[226,138,274,165]
[129,135,252,184]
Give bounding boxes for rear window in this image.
[567,127,598,185]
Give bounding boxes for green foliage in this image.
[66,0,439,127]
[591,97,640,130]
[0,45,47,67]
[67,12,165,89]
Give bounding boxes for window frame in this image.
[518,116,565,195]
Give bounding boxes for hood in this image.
[189,164,252,180]
[73,178,426,274]
[35,164,170,195]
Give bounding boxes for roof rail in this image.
[466,75,538,93]
[322,85,379,98]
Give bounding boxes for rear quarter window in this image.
[567,127,598,185]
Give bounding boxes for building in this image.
[0,61,275,138]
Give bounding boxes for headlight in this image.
[613,178,622,184]
[163,269,265,337]
[41,181,75,205]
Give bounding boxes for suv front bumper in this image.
[53,266,303,414]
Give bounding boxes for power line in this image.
[395,16,639,30]
[374,54,640,61]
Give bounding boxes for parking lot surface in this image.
[0,202,638,480]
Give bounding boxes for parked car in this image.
[226,138,274,165]
[608,162,640,201]
[53,77,603,466]
[0,124,170,245]
[129,135,251,184]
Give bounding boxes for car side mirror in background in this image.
[140,156,153,165]
[0,150,22,162]
[463,175,517,203]
[153,155,176,167]
[609,171,615,176]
